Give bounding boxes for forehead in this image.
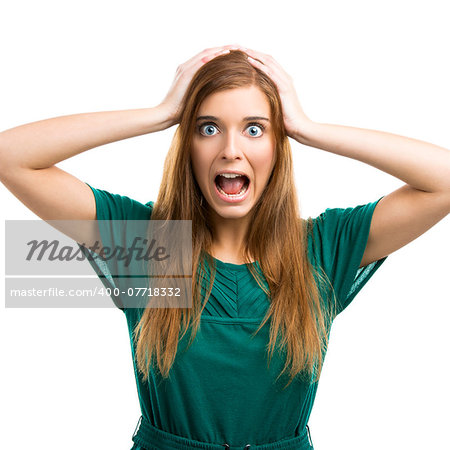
[197,86,271,118]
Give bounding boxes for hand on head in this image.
[159,44,311,139]
[159,45,242,126]
[240,46,311,139]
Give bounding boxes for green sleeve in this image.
[77,183,154,312]
[308,196,389,316]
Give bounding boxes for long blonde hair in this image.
[134,50,337,389]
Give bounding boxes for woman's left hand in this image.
[236,46,312,140]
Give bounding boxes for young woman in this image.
[1,44,449,449]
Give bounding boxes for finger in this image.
[239,47,289,78]
[185,44,238,66]
[247,56,291,92]
[247,55,274,78]
[181,46,234,74]
[200,48,231,64]
[178,44,248,82]
[198,44,243,61]
[190,44,246,71]
[184,48,230,76]
[239,47,269,63]
[244,48,285,74]
[245,50,291,86]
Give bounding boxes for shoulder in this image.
[85,183,153,220]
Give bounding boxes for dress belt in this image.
[132,415,314,450]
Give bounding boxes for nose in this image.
[220,130,243,160]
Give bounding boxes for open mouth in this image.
[214,173,250,198]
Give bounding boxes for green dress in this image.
[78,183,388,450]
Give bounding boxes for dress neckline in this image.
[203,251,259,272]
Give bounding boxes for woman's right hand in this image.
[158,44,242,128]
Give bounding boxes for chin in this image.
[210,204,252,220]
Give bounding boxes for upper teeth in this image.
[218,173,245,178]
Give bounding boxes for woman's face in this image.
[190,85,276,222]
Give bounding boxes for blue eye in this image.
[197,122,265,137]
[246,124,264,137]
[199,123,218,136]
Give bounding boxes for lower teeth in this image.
[217,184,248,197]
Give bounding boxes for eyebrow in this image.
[195,115,270,122]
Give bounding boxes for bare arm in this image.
[0,45,234,247]
[0,43,237,172]
[0,106,174,170]
[0,105,174,250]
[244,45,450,269]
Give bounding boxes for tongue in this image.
[217,175,246,195]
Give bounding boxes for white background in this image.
[1,1,449,449]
